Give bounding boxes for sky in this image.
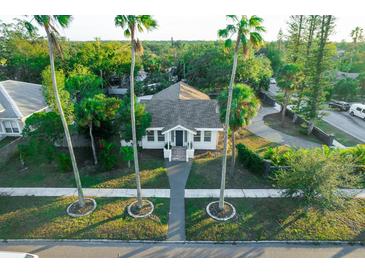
[1,15,364,42]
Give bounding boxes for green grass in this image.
[0,149,169,188]
[186,129,279,189]
[0,137,18,149]
[186,198,365,241]
[263,112,323,144]
[186,155,271,188]
[0,197,169,240]
[315,119,363,147]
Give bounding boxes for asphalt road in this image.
[1,241,365,258]
[322,110,365,143]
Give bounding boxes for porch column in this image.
[168,131,170,149]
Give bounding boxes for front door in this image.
[175,130,183,146]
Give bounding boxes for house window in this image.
[194,131,201,142]
[147,130,155,142]
[3,120,19,133]
[171,131,175,142]
[184,131,187,142]
[12,121,19,133]
[204,131,212,142]
[157,130,164,142]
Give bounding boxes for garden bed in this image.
[0,149,169,188]
[0,197,169,240]
[186,198,365,241]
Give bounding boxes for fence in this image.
[258,91,335,146]
[0,137,23,167]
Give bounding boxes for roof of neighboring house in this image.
[143,82,222,131]
[151,81,210,101]
[336,71,359,80]
[0,80,47,119]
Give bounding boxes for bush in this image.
[263,146,292,166]
[99,139,118,170]
[120,146,133,168]
[56,152,72,172]
[236,143,265,174]
[274,148,361,210]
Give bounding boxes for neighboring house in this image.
[336,71,359,81]
[0,80,48,138]
[136,81,223,161]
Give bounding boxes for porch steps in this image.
[171,147,187,162]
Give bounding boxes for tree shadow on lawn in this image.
[0,197,75,239]
[186,198,365,241]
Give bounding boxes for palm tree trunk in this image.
[230,130,236,177]
[89,122,98,165]
[281,91,288,127]
[130,30,143,208]
[219,35,240,210]
[45,27,85,207]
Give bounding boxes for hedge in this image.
[236,143,265,175]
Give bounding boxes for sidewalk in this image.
[0,187,364,198]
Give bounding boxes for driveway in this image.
[322,110,365,143]
[1,241,365,258]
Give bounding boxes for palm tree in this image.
[24,16,86,208]
[218,84,260,175]
[115,15,157,208]
[277,63,303,127]
[217,15,265,210]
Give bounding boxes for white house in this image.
[136,81,223,161]
[0,80,48,139]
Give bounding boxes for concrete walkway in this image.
[248,106,321,148]
[0,187,364,198]
[165,160,192,241]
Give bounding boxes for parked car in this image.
[328,100,350,111]
[0,251,38,258]
[270,78,277,85]
[349,103,365,119]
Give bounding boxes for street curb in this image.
[1,239,364,246]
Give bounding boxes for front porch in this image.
[140,125,221,162]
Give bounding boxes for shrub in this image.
[274,148,360,210]
[236,143,265,174]
[56,152,72,172]
[120,146,133,168]
[263,146,292,166]
[99,139,118,170]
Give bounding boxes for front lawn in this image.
[0,149,169,188]
[186,198,365,241]
[186,129,278,189]
[0,197,169,240]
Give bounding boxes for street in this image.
[1,241,365,258]
[322,110,365,143]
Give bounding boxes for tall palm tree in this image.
[218,15,265,210]
[24,15,86,207]
[115,15,157,208]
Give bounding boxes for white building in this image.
[133,81,223,161]
[0,80,48,139]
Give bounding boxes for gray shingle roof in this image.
[152,81,210,101]
[0,80,47,119]
[145,99,222,130]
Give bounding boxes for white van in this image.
[349,103,365,119]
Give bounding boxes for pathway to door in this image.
[165,160,192,241]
